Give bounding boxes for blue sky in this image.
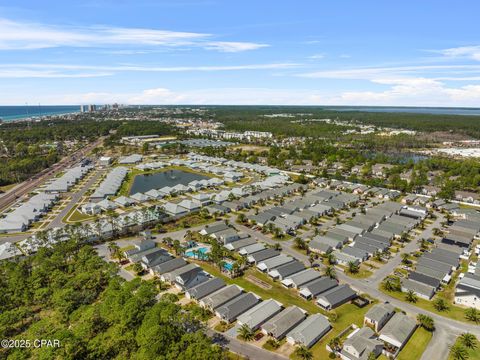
[1,0,480,106]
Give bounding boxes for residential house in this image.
[379,313,417,356]
[364,303,395,332]
[237,299,283,331]
[286,314,331,348]
[316,284,357,310]
[261,306,307,340]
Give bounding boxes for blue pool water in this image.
[223,262,234,271]
[185,247,209,259]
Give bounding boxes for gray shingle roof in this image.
[286,314,331,348]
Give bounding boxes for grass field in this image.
[448,336,480,360]
[397,327,433,360]
[64,208,94,223]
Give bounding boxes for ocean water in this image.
[325,106,480,116]
[0,106,79,121]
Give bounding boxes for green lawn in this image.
[339,264,374,279]
[448,336,480,360]
[397,327,433,360]
[379,287,476,324]
[63,208,94,223]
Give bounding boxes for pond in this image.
[129,169,209,194]
[363,151,429,164]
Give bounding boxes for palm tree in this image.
[347,261,359,274]
[308,253,316,267]
[172,239,182,256]
[324,265,337,279]
[294,345,313,360]
[417,314,434,331]
[328,337,342,351]
[405,290,418,303]
[401,253,410,265]
[326,252,336,265]
[433,297,449,312]
[107,242,119,255]
[231,261,241,277]
[459,333,477,349]
[237,324,255,341]
[132,262,144,276]
[272,242,282,251]
[450,344,468,360]
[465,307,480,323]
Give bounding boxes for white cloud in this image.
[299,64,480,81]
[4,80,480,107]
[0,18,267,52]
[0,62,299,78]
[308,54,325,60]
[204,41,268,52]
[438,45,480,61]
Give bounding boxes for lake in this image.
[129,170,209,194]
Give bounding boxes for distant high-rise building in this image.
[88,104,96,112]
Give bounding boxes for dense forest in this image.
[208,106,480,138]
[0,240,225,360]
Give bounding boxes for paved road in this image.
[368,213,446,286]
[206,329,287,360]
[0,137,104,212]
[47,169,106,229]
[95,243,134,281]
[421,324,457,360]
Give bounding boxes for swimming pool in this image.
[223,261,234,271]
[185,247,209,259]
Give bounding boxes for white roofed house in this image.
[114,196,136,207]
[131,192,150,202]
[191,192,213,205]
[211,229,241,245]
[144,189,163,200]
[224,171,244,182]
[172,183,189,194]
[177,199,202,212]
[213,190,231,204]
[97,199,118,211]
[158,186,175,196]
[455,274,480,310]
[80,202,102,215]
[163,202,188,217]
